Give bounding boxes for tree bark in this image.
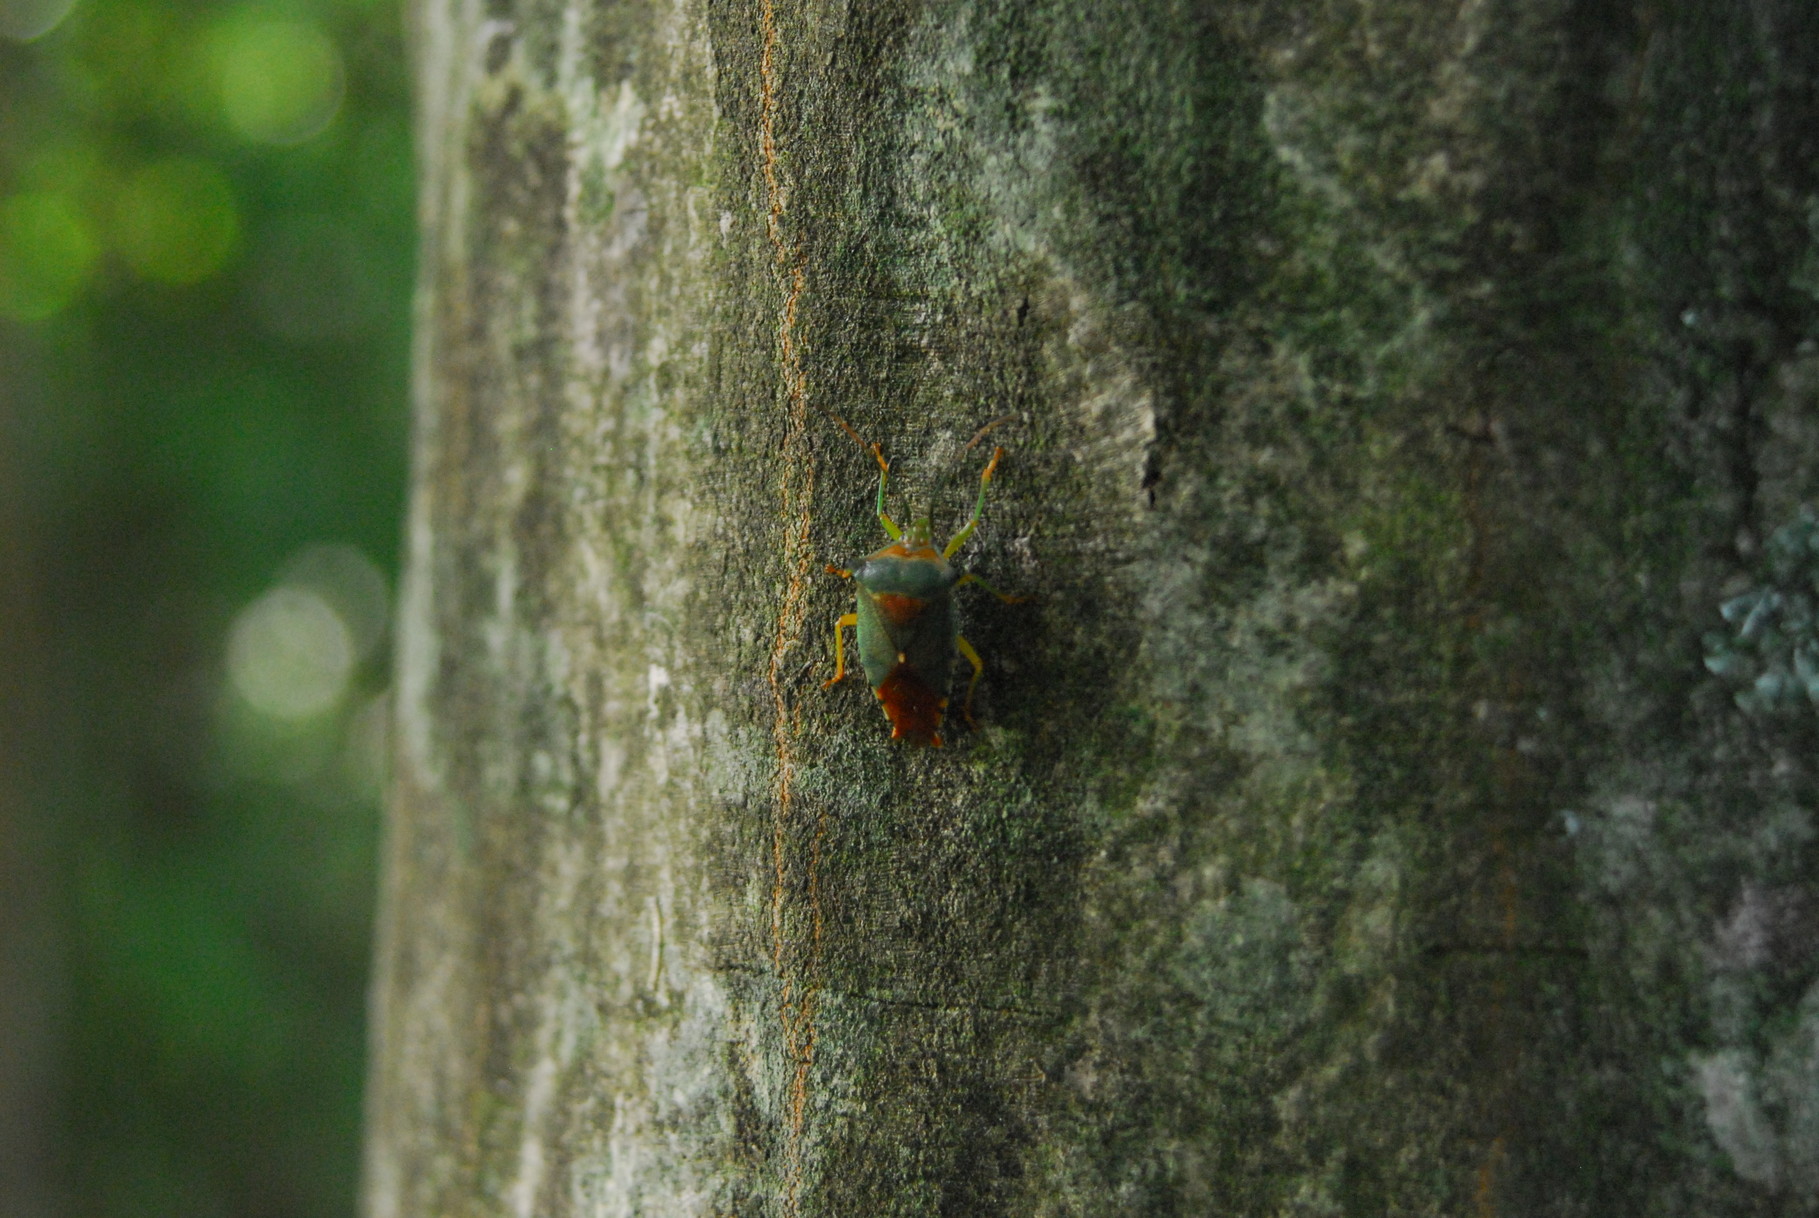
[362,0,1819,1213]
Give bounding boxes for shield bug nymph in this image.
[821,415,1022,746]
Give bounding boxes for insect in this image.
[821,415,1022,746]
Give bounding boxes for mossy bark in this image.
[363,0,1819,1212]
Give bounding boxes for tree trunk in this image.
[1,366,58,1218]
[362,0,1819,1213]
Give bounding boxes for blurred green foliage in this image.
[0,0,412,1208]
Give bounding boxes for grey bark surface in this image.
[362,0,1819,1213]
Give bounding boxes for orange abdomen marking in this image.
[875,663,947,747]
[874,593,928,627]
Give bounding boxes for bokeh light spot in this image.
[0,192,99,320]
[212,14,345,145]
[20,139,106,198]
[0,0,78,41]
[278,543,390,660]
[69,0,177,114]
[114,158,239,285]
[227,585,355,721]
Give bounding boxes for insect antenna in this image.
[963,414,1018,454]
[925,414,1019,528]
[817,406,903,539]
[816,406,871,454]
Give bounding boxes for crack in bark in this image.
[757,2,822,1212]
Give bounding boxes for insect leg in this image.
[953,571,1026,604]
[942,446,1004,559]
[822,613,859,689]
[955,633,985,728]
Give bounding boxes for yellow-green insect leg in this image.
[954,571,1025,604]
[943,446,1004,559]
[956,633,985,728]
[823,612,859,689]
